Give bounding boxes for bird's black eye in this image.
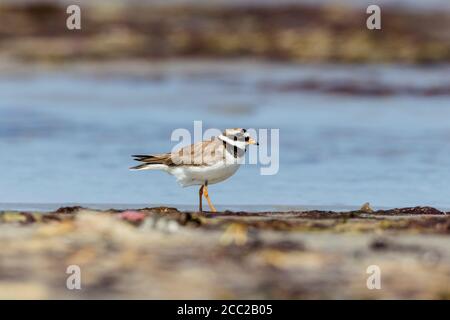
[245,136,250,142]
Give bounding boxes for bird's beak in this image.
[247,138,259,146]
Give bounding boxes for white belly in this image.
[168,160,242,187]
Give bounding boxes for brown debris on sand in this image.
[0,206,449,299]
[373,206,445,215]
[54,206,85,214]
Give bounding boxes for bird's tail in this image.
[130,155,169,171]
[130,163,166,171]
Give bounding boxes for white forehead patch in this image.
[225,128,243,136]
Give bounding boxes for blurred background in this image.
[0,0,449,210]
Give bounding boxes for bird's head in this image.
[220,128,259,147]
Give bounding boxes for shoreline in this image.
[2,203,450,213]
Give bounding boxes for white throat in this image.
[219,135,247,150]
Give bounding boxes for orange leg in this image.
[203,185,217,212]
[199,185,204,212]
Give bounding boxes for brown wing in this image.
[133,138,226,167]
[171,138,225,166]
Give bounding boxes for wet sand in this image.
[0,206,449,299]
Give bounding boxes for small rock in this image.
[140,216,180,233]
[144,207,180,214]
[220,223,248,246]
[119,211,146,223]
[54,206,85,214]
[0,212,29,224]
[360,202,373,213]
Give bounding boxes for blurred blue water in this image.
[1,62,449,210]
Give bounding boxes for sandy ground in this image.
[0,205,449,299]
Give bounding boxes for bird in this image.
[130,128,258,213]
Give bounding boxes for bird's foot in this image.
[203,186,217,212]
